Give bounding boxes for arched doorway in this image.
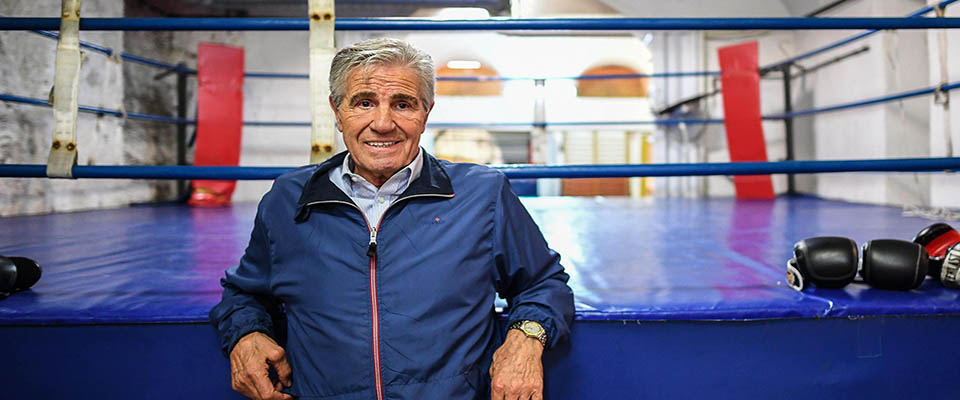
[563,64,651,197]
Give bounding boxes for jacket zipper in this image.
[303,192,453,400]
[368,225,382,400]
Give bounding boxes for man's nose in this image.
[369,106,395,133]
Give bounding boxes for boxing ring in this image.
[3,2,960,399]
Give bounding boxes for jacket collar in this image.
[295,150,454,222]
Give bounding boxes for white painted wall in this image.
[236,30,312,202]
[792,0,941,206]
[603,0,958,208]
[928,2,960,208]
[601,0,791,18]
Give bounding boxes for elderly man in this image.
[210,38,574,400]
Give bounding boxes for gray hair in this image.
[329,38,436,110]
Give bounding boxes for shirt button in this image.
[378,197,386,204]
[351,176,358,182]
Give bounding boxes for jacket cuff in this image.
[506,307,559,350]
[220,314,274,356]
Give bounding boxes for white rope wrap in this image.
[47,0,83,178]
[309,0,336,164]
[932,2,953,158]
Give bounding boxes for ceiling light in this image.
[432,7,490,20]
[446,60,482,70]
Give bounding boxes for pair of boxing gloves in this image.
[0,255,41,299]
[786,222,960,291]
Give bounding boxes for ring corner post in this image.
[176,62,189,199]
[46,0,83,179]
[309,0,337,165]
[782,64,796,196]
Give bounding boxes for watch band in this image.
[509,319,548,347]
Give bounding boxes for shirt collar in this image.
[340,147,424,194]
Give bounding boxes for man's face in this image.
[331,65,432,186]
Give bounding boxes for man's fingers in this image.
[272,380,295,399]
[263,382,293,400]
[248,366,275,400]
[268,350,293,387]
[491,379,542,400]
[233,372,260,400]
[231,354,260,399]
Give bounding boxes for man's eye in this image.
[396,103,408,109]
[358,100,372,107]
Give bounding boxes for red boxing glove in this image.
[912,223,960,279]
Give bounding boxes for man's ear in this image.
[329,96,341,130]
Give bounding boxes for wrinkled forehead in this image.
[344,64,422,95]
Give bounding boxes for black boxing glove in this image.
[939,244,960,289]
[912,223,960,279]
[0,256,16,298]
[786,237,859,291]
[860,239,928,290]
[0,255,42,298]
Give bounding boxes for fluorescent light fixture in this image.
[446,60,482,70]
[433,7,491,20]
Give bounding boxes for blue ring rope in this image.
[1,158,958,180]
[9,1,956,79]
[244,120,728,128]
[29,31,715,80]
[762,0,957,71]
[28,29,716,81]
[3,17,960,31]
[5,79,959,128]
[245,71,722,81]
[26,24,719,79]
[0,93,195,125]
[243,80,960,127]
[30,30,194,74]
[763,81,960,120]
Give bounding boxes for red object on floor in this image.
[189,43,244,207]
[718,42,775,199]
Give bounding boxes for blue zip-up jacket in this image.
[210,151,575,399]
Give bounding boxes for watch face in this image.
[522,321,543,335]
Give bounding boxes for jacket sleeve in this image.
[492,176,575,349]
[209,198,281,357]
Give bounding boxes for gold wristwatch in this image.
[509,320,548,347]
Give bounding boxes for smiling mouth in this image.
[365,141,401,148]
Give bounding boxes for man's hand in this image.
[489,329,545,400]
[229,332,293,400]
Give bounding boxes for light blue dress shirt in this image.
[328,148,424,228]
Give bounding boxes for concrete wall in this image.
[0,0,133,216]
[0,1,249,216]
